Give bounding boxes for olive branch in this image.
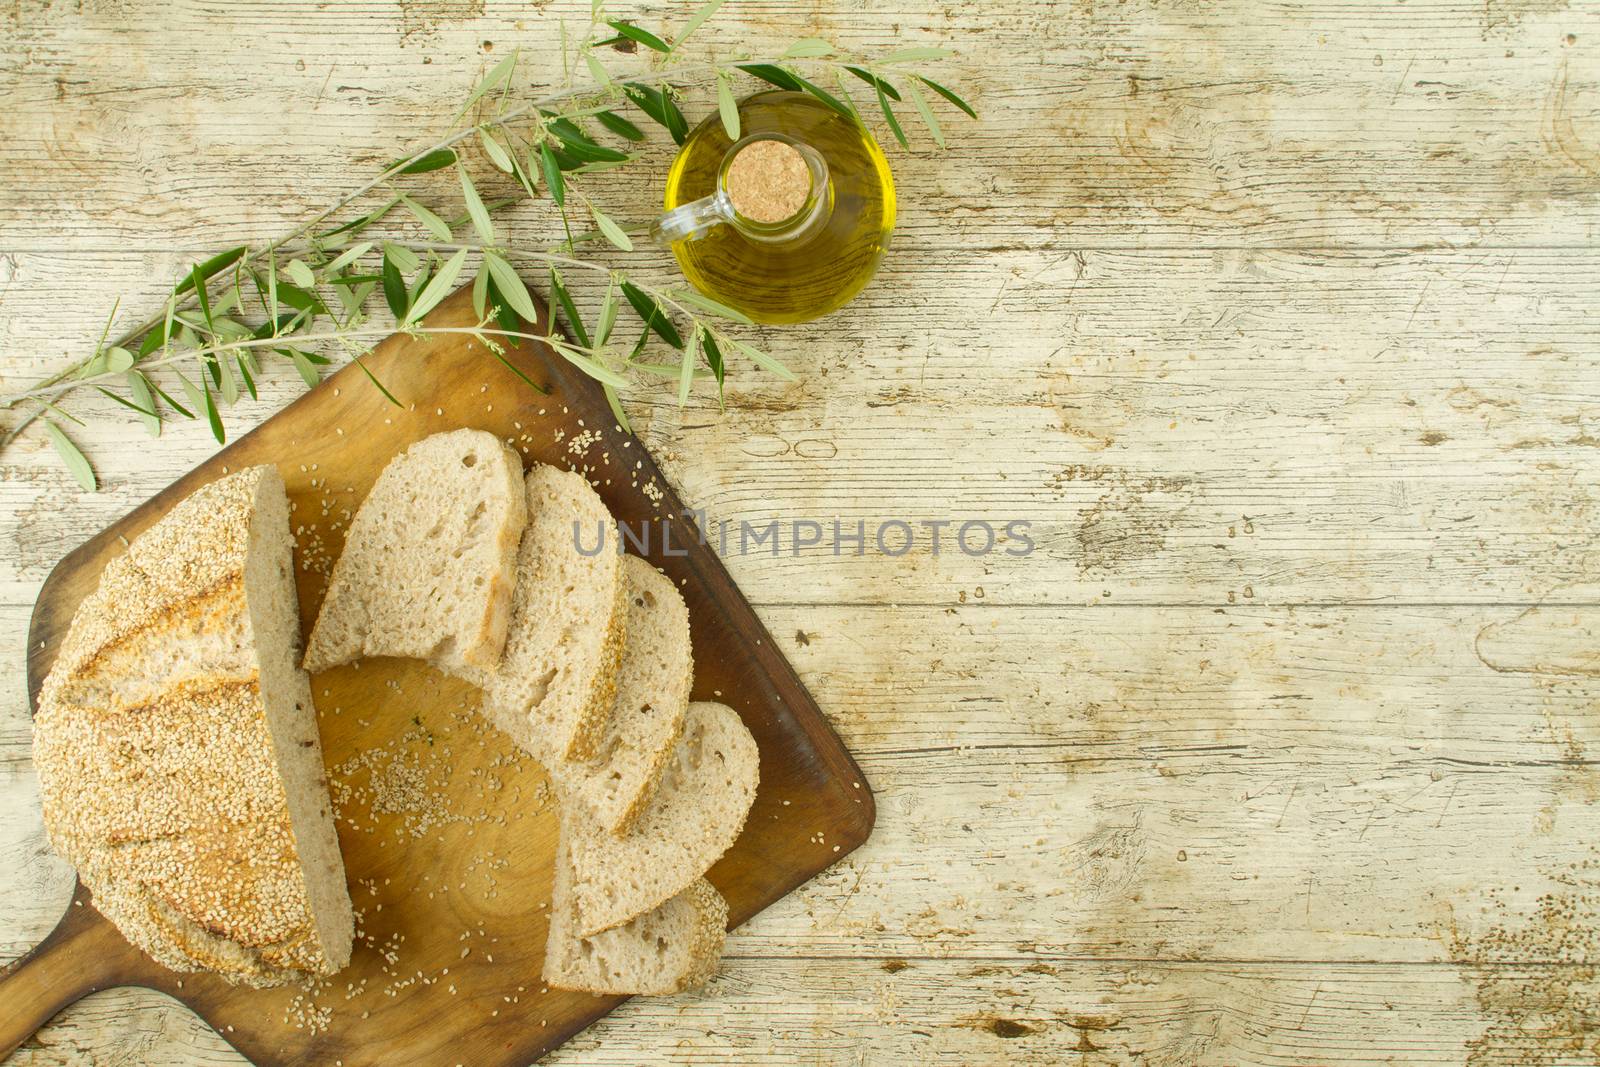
[0,1,974,490]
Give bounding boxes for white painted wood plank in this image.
[7,956,1590,1066]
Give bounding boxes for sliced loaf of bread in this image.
[555,555,692,835]
[34,465,353,986]
[562,702,759,937]
[455,463,625,764]
[302,429,526,675]
[544,835,727,996]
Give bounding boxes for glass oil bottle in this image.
[651,90,896,325]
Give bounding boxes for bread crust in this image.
[34,467,348,985]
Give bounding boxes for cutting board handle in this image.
[0,883,144,1060]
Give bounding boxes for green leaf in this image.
[548,268,590,347]
[882,46,952,63]
[191,264,216,333]
[545,121,630,163]
[401,195,453,241]
[458,166,495,244]
[701,330,726,400]
[791,72,854,120]
[484,274,521,334]
[549,340,630,388]
[405,247,469,325]
[589,202,633,251]
[482,252,538,323]
[620,281,683,348]
[595,109,645,142]
[730,337,796,379]
[781,38,833,59]
[286,349,321,387]
[905,78,945,148]
[678,327,698,406]
[236,355,257,400]
[595,280,617,346]
[274,282,327,316]
[584,52,612,87]
[325,240,373,276]
[539,142,566,207]
[478,128,515,173]
[383,241,420,273]
[353,355,402,406]
[126,371,162,435]
[285,259,316,288]
[94,383,158,419]
[382,251,409,319]
[606,19,670,53]
[462,50,517,111]
[602,383,632,433]
[845,66,901,101]
[265,253,279,322]
[217,350,240,405]
[145,376,192,418]
[876,79,909,149]
[738,63,804,92]
[671,288,754,325]
[45,420,96,490]
[672,0,724,50]
[916,75,977,119]
[392,148,458,176]
[716,73,740,140]
[105,346,135,373]
[472,263,491,319]
[623,83,688,145]
[201,374,225,443]
[172,246,247,295]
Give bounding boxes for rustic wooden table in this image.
[3,1,1598,1063]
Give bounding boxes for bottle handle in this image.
[650,190,734,247]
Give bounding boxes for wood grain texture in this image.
[3,0,1599,1062]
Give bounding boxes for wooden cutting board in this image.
[0,282,874,1065]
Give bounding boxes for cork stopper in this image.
[724,138,811,224]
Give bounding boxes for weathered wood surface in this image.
[3,0,1599,1063]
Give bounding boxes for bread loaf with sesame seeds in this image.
[560,702,759,937]
[543,834,727,996]
[302,428,527,676]
[33,465,354,986]
[452,463,626,765]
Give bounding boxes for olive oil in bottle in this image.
[652,90,896,325]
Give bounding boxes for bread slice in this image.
[544,833,726,996]
[554,555,691,835]
[302,428,526,675]
[563,702,759,937]
[455,463,626,764]
[34,465,353,986]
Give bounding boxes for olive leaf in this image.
[483,252,539,322]
[589,203,633,251]
[717,72,740,140]
[606,20,670,53]
[45,420,97,490]
[404,248,469,325]
[905,78,945,148]
[401,195,453,241]
[458,167,495,244]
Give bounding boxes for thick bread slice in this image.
[455,464,625,764]
[34,466,353,986]
[302,429,526,675]
[544,834,726,996]
[556,556,691,835]
[563,702,759,937]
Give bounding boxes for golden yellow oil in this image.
[663,91,896,325]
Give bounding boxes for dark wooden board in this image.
[0,283,874,1065]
